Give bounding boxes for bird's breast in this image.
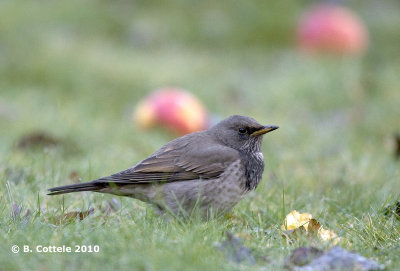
[241,151,265,190]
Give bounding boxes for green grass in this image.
[1,0,400,270]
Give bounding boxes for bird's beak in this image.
[251,125,279,136]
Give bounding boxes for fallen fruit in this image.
[133,88,209,135]
[297,4,368,55]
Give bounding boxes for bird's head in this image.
[210,115,278,153]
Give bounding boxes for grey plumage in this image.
[48,115,278,217]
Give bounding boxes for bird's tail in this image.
[48,182,103,195]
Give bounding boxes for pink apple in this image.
[297,4,368,55]
[133,88,209,135]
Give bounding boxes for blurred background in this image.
[1,0,400,270]
[1,0,399,202]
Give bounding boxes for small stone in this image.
[216,232,256,264]
[291,246,384,271]
[285,247,323,268]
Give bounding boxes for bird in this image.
[48,115,278,218]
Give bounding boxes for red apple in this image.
[133,88,209,135]
[297,4,368,55]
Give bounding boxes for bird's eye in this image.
[238,127,247,134]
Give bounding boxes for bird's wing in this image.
[94,133,240,185]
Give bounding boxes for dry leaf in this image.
[307,219,321,233]
[282,210,313,231]
[319,228,338,242]
[16,132,61,149]
[57,208,94,224]
[68,171,81,184]
[282,210,339,244]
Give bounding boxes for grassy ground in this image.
[1,0,399,270]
